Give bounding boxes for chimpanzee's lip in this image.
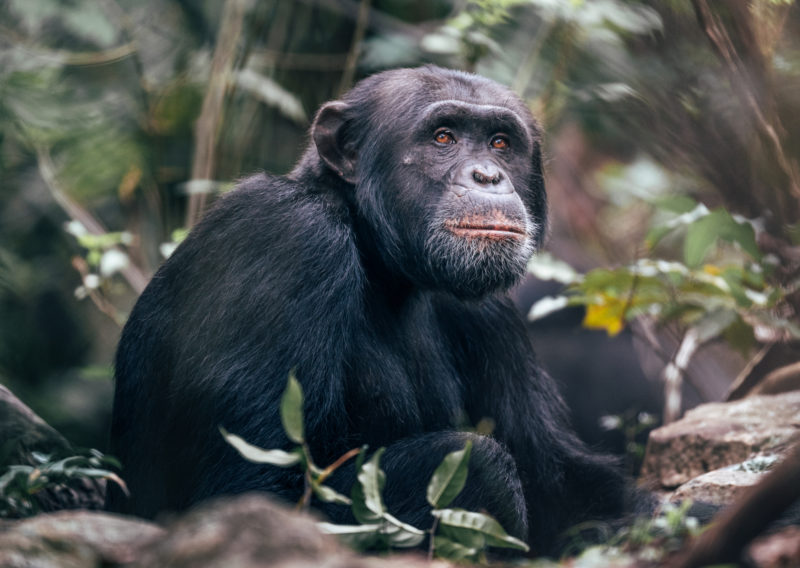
[446,221,526,239]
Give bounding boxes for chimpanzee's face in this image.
[312,67,547,298]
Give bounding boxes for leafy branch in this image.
[529,201,800,422]
[0,449,127,518]
[222,372,529,561]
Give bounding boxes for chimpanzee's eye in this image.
[490,135,510,150]
[434,128,456,145]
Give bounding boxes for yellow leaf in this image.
[583,298,626,336]
[703,264,722,276]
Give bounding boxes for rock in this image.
[0,494,434,568]
[0,384,72,463]
[133,493,431,568]
[0,384,106,515]
[669,455,780,506]
[750,361,800,397]
[0,510,163,568]
[641,392,800,489]
[748,526,800,568]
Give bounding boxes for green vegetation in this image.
[0,449,125,518]
[222,373,528,562]
[1,0,799,562]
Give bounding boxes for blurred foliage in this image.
[0,448,125,518]
[0,0,798,451]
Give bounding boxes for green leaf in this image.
[654,195,699,214]
[433,508,529,552]
[220,427,301,467]
[684,213,721,267]
[426,440,472,509]
[645,225,673,249]
[317,522,383,550]
[281,370,305,444]
[311,482,351,506]
[382,513,426,548]
[432,535,480,561]
[684,209,761,267]
[720,268,752,308]
[351,448,387,524]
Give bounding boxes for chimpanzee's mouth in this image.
[445,218,526,239]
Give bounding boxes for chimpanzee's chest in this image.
[344,293,469,447]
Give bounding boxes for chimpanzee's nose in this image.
[455,162,512,195]
[472,165,503,186]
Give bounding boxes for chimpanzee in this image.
[107,66,634,555]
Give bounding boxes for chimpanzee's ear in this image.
[312,101,357,184]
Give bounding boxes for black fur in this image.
[107,66,631,555]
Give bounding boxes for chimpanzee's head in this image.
[303,65,547,298]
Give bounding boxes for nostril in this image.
[473,170,488,184]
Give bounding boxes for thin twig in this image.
[427,515,440,561]
[691,0,800,226]
[661,329,701,424]
[725,342,773,400]
[297,468,314,512]
[36,147,149,294]
[512,19,554,96]
[318,447,362,484]
[186,0,250,228]
[71,257,127,327]
[338,0,371,97]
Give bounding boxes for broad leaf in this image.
[526,252,581,284]
[433,508,529,552]
[317,522,383,550]
[426,440,472,509]
[351,448,387,524]
[685,209,761,267]
[382,513,426,548]
[528,295,569,322]
[220,427,301,467]
[281,370,305,444]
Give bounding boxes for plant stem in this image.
[427,514,440,561]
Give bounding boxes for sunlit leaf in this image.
[317,522,382,549]
[281,371,305,444]
[382,513,426,547]
[433,508,529,551]
[351,448,386,524]
[427,440,472,509]
[220,427,301,467]
[527,252,581,284]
